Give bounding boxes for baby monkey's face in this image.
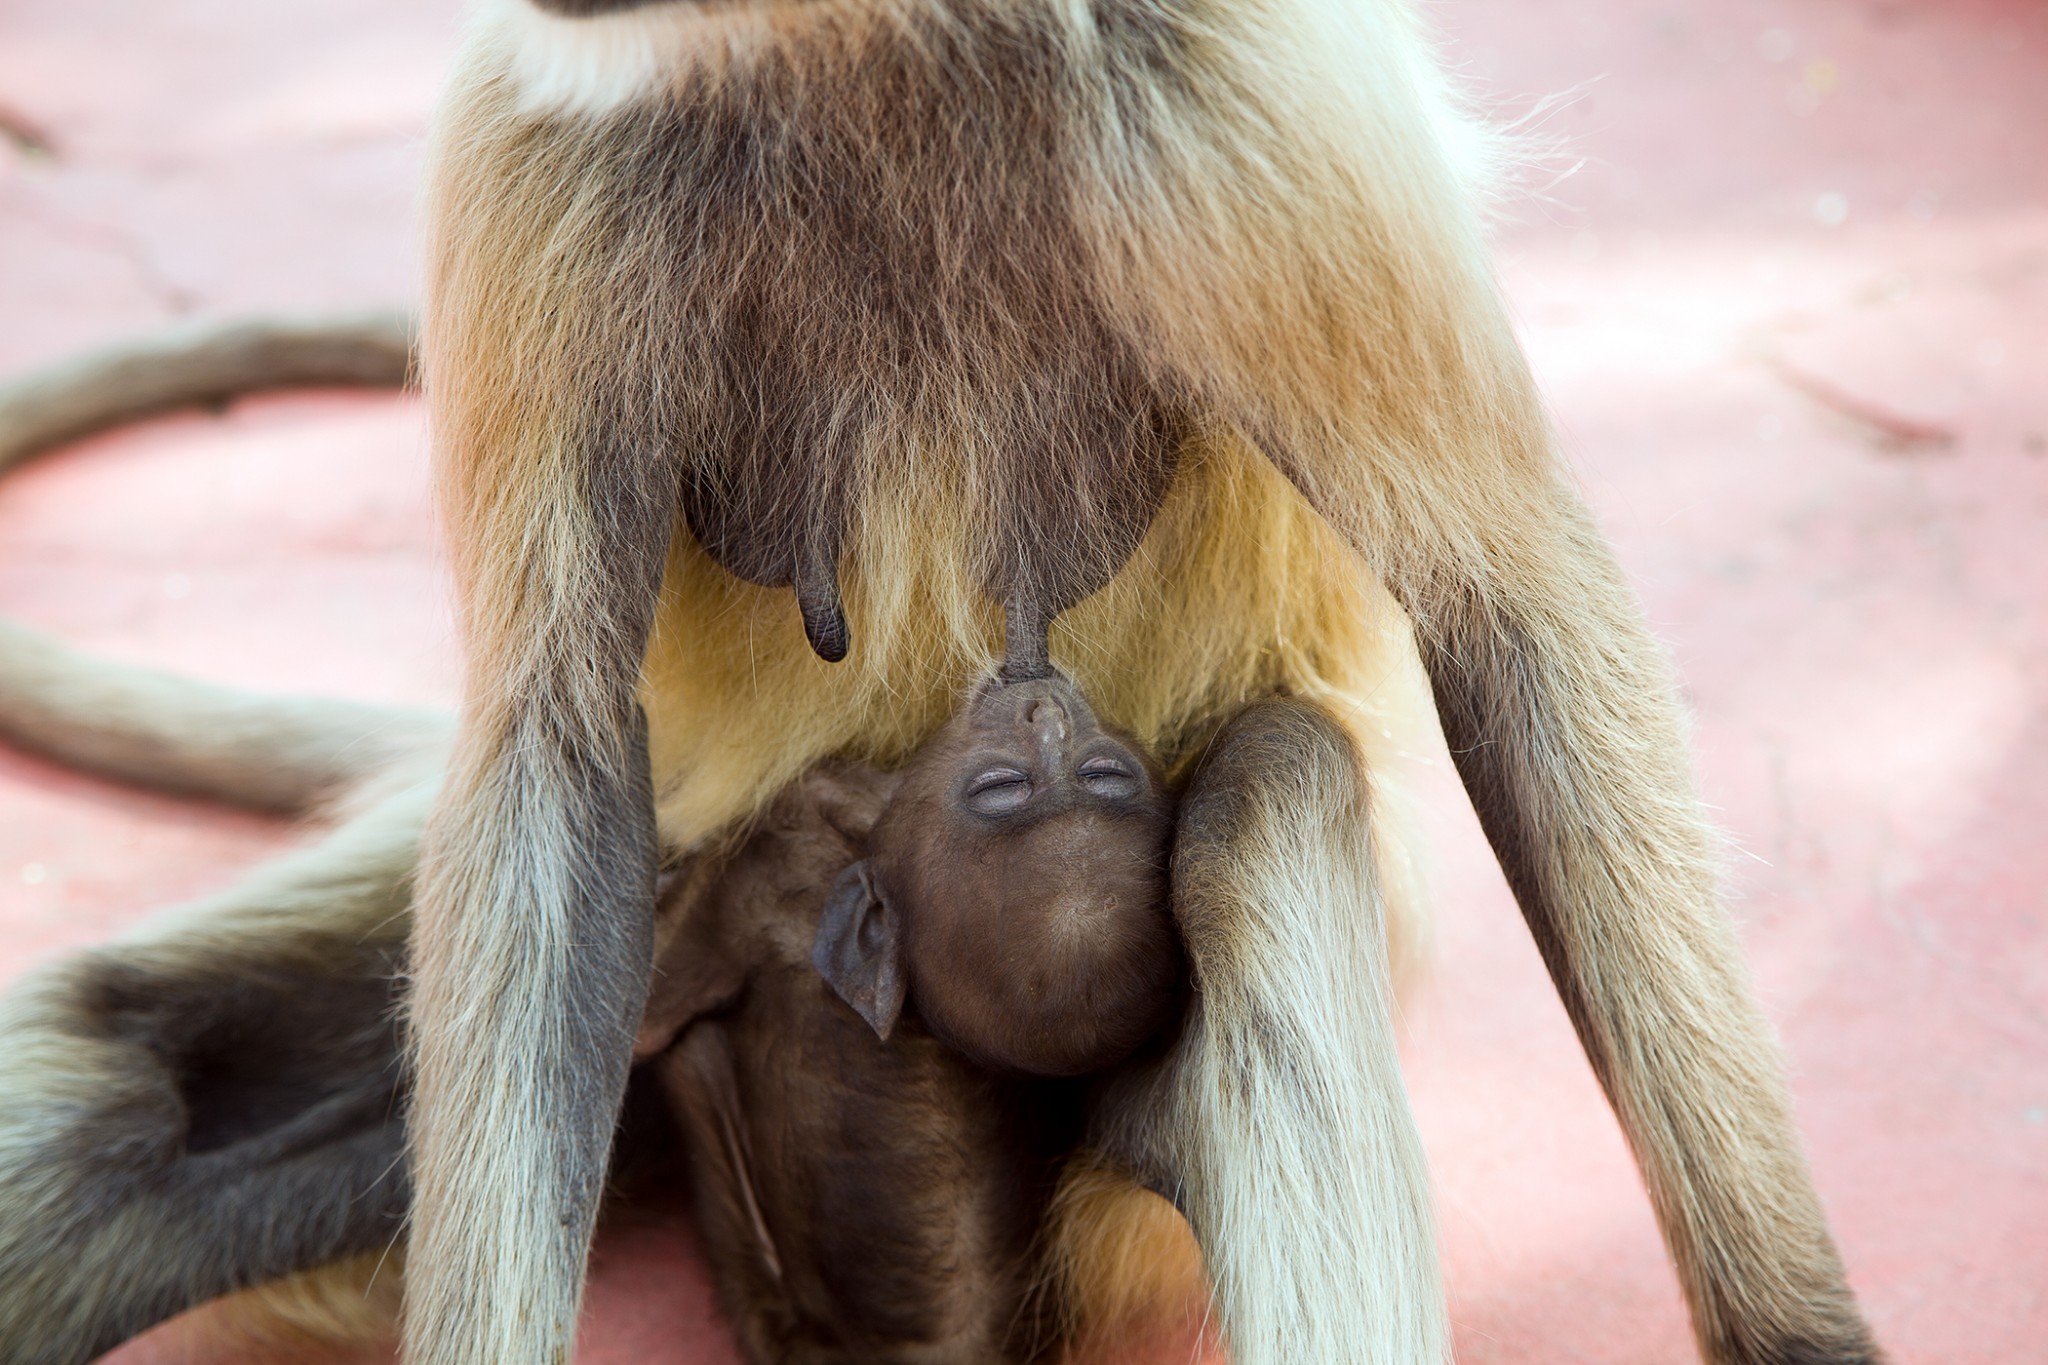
[939,673,1157,827]
[876,674,1183,1076]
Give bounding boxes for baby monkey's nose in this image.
[1022,695,1071,745]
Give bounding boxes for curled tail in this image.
[0,312,448,814]
[0,615,447,815]
[0,311,413,476]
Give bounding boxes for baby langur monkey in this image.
[817,668,1184,1078]
[0,667,1181,1365]
[635,668,1184,1365]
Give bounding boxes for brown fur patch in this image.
[186,1251,406,1360]
[1043,1154,1209,1359]
[416,0,1879,1358]
[649,767,1068,1363]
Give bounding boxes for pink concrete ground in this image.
[1,1,2043,1361]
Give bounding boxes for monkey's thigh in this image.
[0,809,416,1365]
[1094,695,1446,1365]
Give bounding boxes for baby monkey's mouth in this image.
[969,663,1074,706]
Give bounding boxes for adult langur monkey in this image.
[395,0,1885,1361]
[0,316,1215,1362]
[0,5,1884,1365]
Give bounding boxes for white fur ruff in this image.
[474,0,746,114]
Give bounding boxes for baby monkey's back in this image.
[634,672,1187,1364]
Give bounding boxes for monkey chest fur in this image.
[437,33,1415,840]
[555,43,1188,665]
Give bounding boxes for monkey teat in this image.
[813,671,1184,1077]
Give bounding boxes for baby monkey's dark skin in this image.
[633,672,1185,1365]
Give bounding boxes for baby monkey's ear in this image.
[812,860,908,1041]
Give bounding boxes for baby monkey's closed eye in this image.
[815,670,1186,1077]
[964,768,1033,814]
[1076,755,1139,798]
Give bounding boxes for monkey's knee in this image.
[1171,695,1379,951]
[1178,697,1369,852]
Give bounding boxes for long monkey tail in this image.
[0,314,450,816]
[0,616,448,816]
[0,312,416,478]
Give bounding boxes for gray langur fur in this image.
[0,0,1887,1356]
[402,1,1882,1360]
[0,314,441,1364]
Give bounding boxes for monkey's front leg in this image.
[1097,697,1447,1365]
[403,432,673,1365]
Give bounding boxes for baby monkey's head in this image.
[813,672,1183,1076]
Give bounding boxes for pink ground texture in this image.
[1,1,2043,1361]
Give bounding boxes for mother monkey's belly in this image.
[644,437,1432,840]
[436,0,1438,921]
[434,24,1441,863]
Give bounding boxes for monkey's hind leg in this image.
[1095,697,1445,1365]
[0,785,424,1365]
[1407,481,1881,1364]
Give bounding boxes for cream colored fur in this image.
[405,0,1878,1360]
[472,0,747,115]
[1105,699,1445,1364]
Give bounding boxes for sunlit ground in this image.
[1,1,2042,1361]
